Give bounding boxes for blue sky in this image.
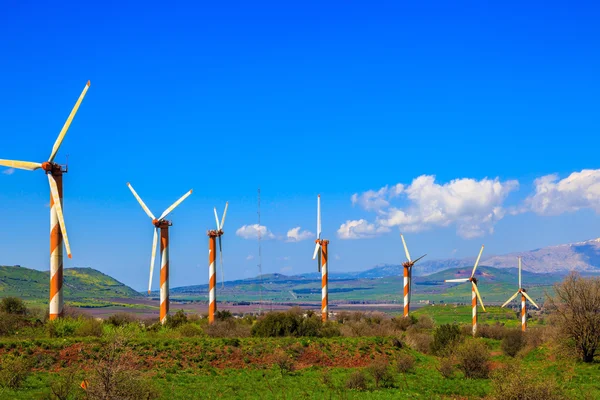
[1,1,600,291]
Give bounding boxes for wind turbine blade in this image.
[501,291,520,308]
[148,228,158,293]
[312,242,321,260]
[220,202,229,230]
[473,282,486,312]
[127,183,155,220]
[471,245,485,278]
[317,247,322,272]
[444,278,470,283]
[159,189,193,220]
[522,291,540,309]
[213,207,220,230]
[518,257,522,288]
[317,194,321,239]
[400,234,412,262]
[413,254,427,264]
[47,175,72,258]
[49,81,91,162]
[0,159,42,171]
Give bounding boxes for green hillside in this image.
[0,265,141,306]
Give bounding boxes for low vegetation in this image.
[0,273,597,399]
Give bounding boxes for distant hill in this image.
[0,265,141,303]
[167,265,562,305]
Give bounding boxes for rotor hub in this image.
[153,219,171,229]
[42,162,64,175]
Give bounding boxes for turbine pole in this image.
[49,167,65,320]
[159,222,171,325]
[521,292,527,332]
[321,240,329,322]
[208,231,218,324]
[403,265,410,317]
[472,284,477,336]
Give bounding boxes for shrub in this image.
[502,329,525,357]
[396,352,415,373]
[251,309,321,337]
[215,310,233,320]
[0,354,31,389]
[405,329,433,354]
[367,360,394,389]
[455,340,490,379]
[47,367,82,400]
[320,321,342,337]
[415,315,435,330]
[476,323,507,340]
[178,323,203,337]
[437,357,455,378]
[47,318,82,338]
[345,370,367,391]
[431,324,462,355]
[273,349,294,376]
[75,318,103,337]
[106,313,138,327]
[206,319,251,338]
[392,315,417,331]
[0,312,24,336]
[490,363,566,400]
[165,310,188,329]
[0,297,27,315]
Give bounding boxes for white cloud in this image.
[2,168,15,175]
[246,254,254,261]
[286,226,314,242]
[375,175,518,238]
[334,254,341,260]
[351,184,404,211]
[337,219,390,239]
[235,224,275,240]
[526,169,600,216]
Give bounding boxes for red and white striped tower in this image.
[127,183,192,325]
[0,81,90,320]
[158,221,171,325]
[521,292,527,332]
[403,265,410,317]
[400,234,426,318]
[49,169,64,320]
[444,245,486,337]
[321,240,329,322]
[502,257,540,332]
[208,231,218,324]
[472,283,478,336]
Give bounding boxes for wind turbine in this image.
[127,183,192,324]
[311,194,330,322]
[207,202,228,324]
[400,234,426,318]
[501,257,540,331]
[0,81,90,320]
[444,245,486,336]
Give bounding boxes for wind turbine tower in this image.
[0,81,90,319]
[501,257,540,331]
[311,195,330,322]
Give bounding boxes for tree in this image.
[547,272,600,362]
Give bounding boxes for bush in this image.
[0,312,24,336]
[206,319,251,338]
[367,360,394,389]
[392,315,417,331]
[455,340,490,379]
[252,309,323,337]
[490,363,566,400]
[396,352,415,373]
[415,315,435,329]
[345,370,367,391]
[476,323,507,340]
[178,323,203,337]
[0,297,27,315]
[106,313,138,327]
[437,357,455,378]
[431,324,462,355]
[502,329,525,357]
[75,318,103,337]
[320,321,342,337]
[166,310,188,329]
[47,318,82,338]
[405,329,433,354]
[273,349,294,376]
[46,367,82,400]
[215,310,233,320]
[0,354,31,389]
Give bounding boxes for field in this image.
[0,303,597,400]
